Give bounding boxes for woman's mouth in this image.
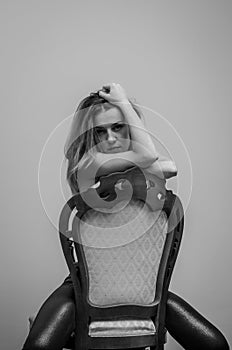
[107,146,121,152]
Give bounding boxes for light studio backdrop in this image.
[0,1,231,349]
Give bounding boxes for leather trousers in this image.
[22,277,229,350]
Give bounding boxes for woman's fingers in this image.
[98,90,108,99]
[98,83,129,107]
[101,85,110,92]
[98,84,115,100]
[102,83,120,92]
[102,83,114,92]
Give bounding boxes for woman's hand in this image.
[98,83,129,105]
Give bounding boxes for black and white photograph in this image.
[0,1,231,349]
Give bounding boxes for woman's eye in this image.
[95,128,105,136]
[113,124,124,132]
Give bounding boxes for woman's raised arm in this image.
[99,83,159,163]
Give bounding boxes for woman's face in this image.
[93,106,131,153]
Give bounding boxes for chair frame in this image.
[59,167,184,350]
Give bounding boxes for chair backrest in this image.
[59,166,184,349]
[78,200,167,306]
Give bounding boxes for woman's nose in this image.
[107,130,117,142]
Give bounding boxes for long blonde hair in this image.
[64,93,143,194]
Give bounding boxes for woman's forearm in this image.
[99,83,158,163]
[119,103,159,161]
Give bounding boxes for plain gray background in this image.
[0,1,231,349]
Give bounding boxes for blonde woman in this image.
[22,84,229,350]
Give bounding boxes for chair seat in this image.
[89,319,156,337]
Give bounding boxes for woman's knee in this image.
[22,337,55,350]
[166,291,229,350]
[22,299,75,350]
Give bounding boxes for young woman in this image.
[22,83,229,350]
[65,82,176,195]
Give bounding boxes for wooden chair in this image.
[59,166,184,350]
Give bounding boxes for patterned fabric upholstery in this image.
[79,199,168,306]
[89,319,156,337]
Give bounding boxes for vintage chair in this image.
[59,166,184,350]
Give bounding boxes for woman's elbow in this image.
[140,154,159,168]
[168,160,178,174]
[163,160,178,179]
